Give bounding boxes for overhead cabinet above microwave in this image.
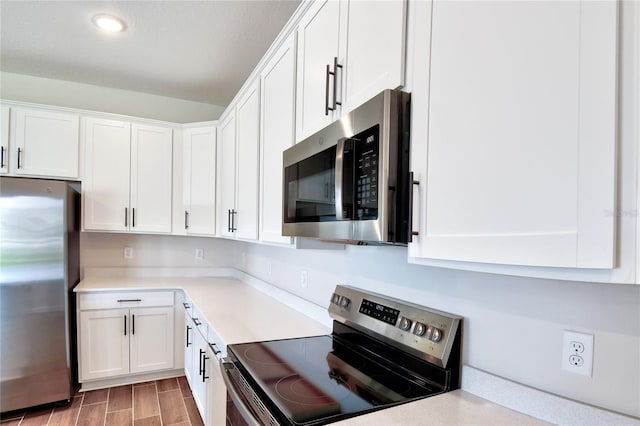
[295,0,407,141]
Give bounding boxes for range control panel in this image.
[328,285,461,368]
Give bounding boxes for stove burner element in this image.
[276,374,340,406]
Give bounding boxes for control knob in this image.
[413,322,426,336]
[331,293,341,305]
[431,328,443,343]
[398,316,412,331]
[340,296,350,308]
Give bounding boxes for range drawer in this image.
[78,291,175,310]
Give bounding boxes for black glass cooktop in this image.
[228,334,440,426]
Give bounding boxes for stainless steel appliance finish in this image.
[282,89,411,245]
[223,285,462,426]
[0,177,80,413]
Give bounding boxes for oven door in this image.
[221,358,277,426]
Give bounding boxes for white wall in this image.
[0,72,226,123]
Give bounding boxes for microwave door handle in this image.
[335,137,346,220]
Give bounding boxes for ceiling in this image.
[0,1,301,107]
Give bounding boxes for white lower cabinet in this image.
[78,292,175,382]
[181,298,226,425]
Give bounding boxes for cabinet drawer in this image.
[190,304,208,337]
[78,291,174,310]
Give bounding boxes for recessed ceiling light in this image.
[92,14,126,33]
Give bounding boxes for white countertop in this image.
[75,271,554,425]
[75,275,331,348]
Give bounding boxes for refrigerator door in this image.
[0,177,75,412]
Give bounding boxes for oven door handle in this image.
[221,359,261,426]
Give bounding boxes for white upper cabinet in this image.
[83,117,173,233]
[217,81,261,241]
[235,81,261,240]
[11,107,80,179]
[1,105,9,174]
[295,0,406,141]
[259,35,296,245]
[130,124,173,233]
[183,126,217,236]
[296,0,342,140]
[408,1,618,269]
[82,117,131,232]
[217,112,237,238]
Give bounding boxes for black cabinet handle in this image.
[132,314,135,335]
[192,317,202,327]
[132,208,136,228]
[124,315,127,336]
[185,211,189,230]
[1,146,6,168]
[230,209,237,232]
[325,57,343,115]
[210,343,221,355]
[183,302,190,309]
[227,209,232,232]
[408,171,420,242]
[125,207,128,227]
[17,147,22,169]
[186,325,192,347]
[202,354,210,382]
[117,299,142,303]
[199,349,205,376]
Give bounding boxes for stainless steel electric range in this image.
[222,285,462,426]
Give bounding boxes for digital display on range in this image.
[359,299,400,325]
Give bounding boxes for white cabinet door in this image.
[12,107,79,178]
[82,117,131,232]
[295,0,342,141]
[129,307,174,374]
[235,81,260,241]
[409,0,617,268]
[130,124,173,233]
[191,328,208,425]
[183,127,217,235]
[342,0,406,112]
[217,113,237,238]
[260,36,296,245]
[184,309,195,386]
[206,348,226,426]
[79,309,129,381]
[1,105,9,174]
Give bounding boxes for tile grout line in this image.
[73,391,85,426]
[103,387,110,426]
[154,381,164,426]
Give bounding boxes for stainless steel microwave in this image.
[282,89,411,245]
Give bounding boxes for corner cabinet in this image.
[77,291,175,382]
[83,117,173,233]
[259,35,296,245]
[295,0,406,141]
[408,1,618,269]
[7,106,80,179]
[217,81,260,241]
[183,126,217,236]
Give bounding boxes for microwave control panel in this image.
[355,124,379,220]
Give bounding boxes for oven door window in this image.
[284,146,337,223]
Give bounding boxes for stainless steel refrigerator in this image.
[0,177,80,413]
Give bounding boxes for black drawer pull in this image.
[117,299,142,303]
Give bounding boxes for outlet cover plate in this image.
[562,330,594,377]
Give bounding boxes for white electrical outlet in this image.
[562,330,594,376]
[300,270,308,288]
[267,262,272,276]
[195,248,204,260]
[123,247,133,259]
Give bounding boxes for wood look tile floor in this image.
[0,377,204,426]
